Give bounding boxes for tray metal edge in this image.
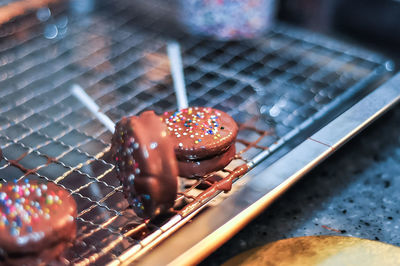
[131,72,400,266]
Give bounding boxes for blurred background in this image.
[2,0,399,61]
[278,0,400,63]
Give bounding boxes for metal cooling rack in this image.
[0,0,391,264]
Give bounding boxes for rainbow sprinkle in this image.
[163,107,224,145]
[0,180,63,236]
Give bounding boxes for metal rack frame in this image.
[0,1,394,264]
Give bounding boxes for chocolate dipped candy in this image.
[0,179,77,265]
[162,107,238,177]
[111,111,179,218]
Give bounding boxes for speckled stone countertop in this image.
[201,100,400,265]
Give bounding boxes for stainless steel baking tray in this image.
[0,1,398,265]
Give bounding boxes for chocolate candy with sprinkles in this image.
[0,179,77,265]
[162,107,238,177]
[111,111,179,218]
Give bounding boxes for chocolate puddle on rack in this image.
[7,152,57,180]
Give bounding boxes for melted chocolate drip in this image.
[8,152,56,178]
[121,222,152,241]
[236,124,275,155]
[180,163,249,217]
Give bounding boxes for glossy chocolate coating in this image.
[111,111,179,218]
[0,180,77,263]
[2,241,68,266]
[162,107,238,160]
[178,145,236,178]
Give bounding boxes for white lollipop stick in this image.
[167,41,188,110]
[71,84,115,133]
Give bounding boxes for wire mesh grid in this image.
[0,0,390,264]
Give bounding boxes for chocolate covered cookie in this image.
[0,179,77,265]
[111,111,179,218]
[162,107,238,177]
[177,144,236,177]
